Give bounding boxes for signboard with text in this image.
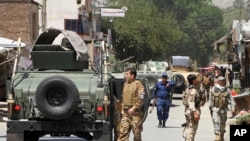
[101,8,125,17]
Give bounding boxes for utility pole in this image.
[248,0,250,20]
[233,0,245,22]
[41,0,47,32]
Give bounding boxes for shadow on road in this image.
[170,104,180,107]
[154,125,182,129]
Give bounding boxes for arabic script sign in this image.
[101,8,125,17]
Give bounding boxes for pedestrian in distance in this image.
[183,74,206,141]
[117,68,145,141]
[202,70,214,102]
[152,72,177,128]
[213,68,222,85]
[209,76,235,141]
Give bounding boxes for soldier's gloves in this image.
[193,111,200,122]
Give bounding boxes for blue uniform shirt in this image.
[153,81,177,99]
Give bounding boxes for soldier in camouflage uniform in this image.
[117,68,145,141]
[202,71,213,102]
[184,74,206,141]
[209,76,235,141]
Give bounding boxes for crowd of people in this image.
[183,66,236,141]
[113,66,235,141]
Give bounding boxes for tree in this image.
[102,0,182,63]
[102,0,227,67]
[152,0,227,66]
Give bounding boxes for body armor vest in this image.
[183,85,205,107]
[203,76,210,86]
[122,80,140,107]
[195,88,205,107]
[213,87,228,108]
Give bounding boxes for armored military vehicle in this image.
[136,61,171,89]
[170,56,200,94]
[6,28,151,141]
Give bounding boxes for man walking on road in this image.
[209,76,235,141]
[152,72,177,128]
[117,68,145,141]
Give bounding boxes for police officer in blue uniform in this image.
[153,72,177,128]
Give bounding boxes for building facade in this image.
[0,0,39,46]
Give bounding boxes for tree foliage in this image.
[152,0,226,66]
[102,0,182,63]
[102,0,227,67]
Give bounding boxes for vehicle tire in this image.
[25,132,42,141]
[35,75,79,120]
[173,83,186,94]
[173,73,185,87]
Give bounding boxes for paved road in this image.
[0,97,234,141]
[134,97,214,141]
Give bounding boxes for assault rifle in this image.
[181,122,187,138]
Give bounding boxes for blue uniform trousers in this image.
[156,97,171,122]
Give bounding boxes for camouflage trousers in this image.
[184,109,200,141]
[204,86,211,101]
[212,107,227,134]
[117,109,143,141]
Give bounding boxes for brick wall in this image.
[0,1,39,45]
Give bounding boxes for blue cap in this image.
[162,72,168,77]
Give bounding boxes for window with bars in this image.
[64,15,89,35]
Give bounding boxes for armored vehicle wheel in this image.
[35,75,79,120]
[173,73,185,87]
[25,132,42,141]
[172,73,185,94]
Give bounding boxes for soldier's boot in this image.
[162,121,166,128]
[158,120,162,128]
[220,133,224,141]
[214,133,221,141]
